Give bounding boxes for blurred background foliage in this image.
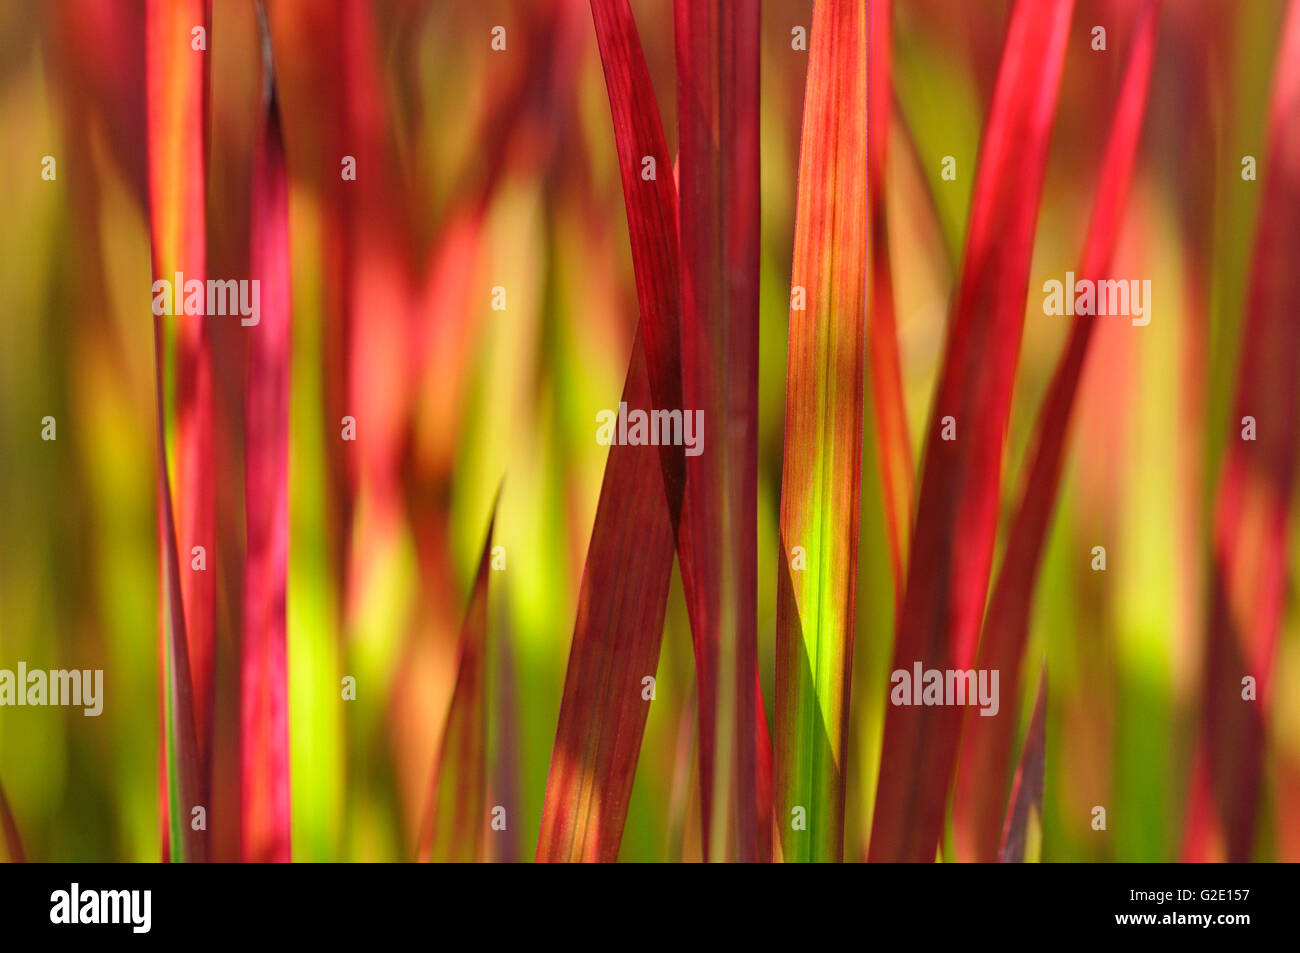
[0,0,1295,861]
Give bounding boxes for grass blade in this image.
[484,587,520,862]
[536,0,685,863]
[240,15,292,862]
[868,0,1073,863]
[148,0,217,802]
[673,0,763,861]
[774,0,867,863]
[419,497,498,862]
[170,11,217,805]
[1187,0,1300,861]
[145,0,211,864]
[867,0,912,602]
[537,342,675,861]
[586,0,685,525]
[952,0,1159,861]
[998,667,1046,863]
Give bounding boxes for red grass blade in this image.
[587,0,686,526]
[419,497,497,862]
[537,341,675,861]
[774,0,867,863]
[673,0,763,862]
[536,0,685,863]
[867,0,913,602]
[868,0,1073,863]
[952,0,1159,862]
[240,16,292,862]
[0,778,24,863]
[1187,0,1300,861]
[145,0,211,864]
[998,667,1046,863]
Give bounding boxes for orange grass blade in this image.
[1188,0,1300,861]
[240,13,292,862]
[168,1,217,796]
[774,0,867,864]
[419,497,497,862]
[952,0,1159,862]
[867,0,912,602]
[0,778,24,862]
[868,0,1073,863]
[673,0,763,861]
[998,667,1046,863]
[145,0,212,864]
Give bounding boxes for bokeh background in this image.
[0,0,1296,861]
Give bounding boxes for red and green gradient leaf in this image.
[952,0,1159,862]
[774,0,867,864]
[869,0,1073,863]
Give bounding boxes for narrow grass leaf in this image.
[536,0,685,863]
[673,0,763,861]
[537,342,674,862]
[169,0,217,800]
[240,16,292,862]
[998,667,1046,863]
[774,0,867,864]
[145,0,211,864]
[869,0,1073,863]
[586,0,686,525]
[484,586,520,862]
[952,0,1159,862]
[867,0,912,602]
[419,496,498,862]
